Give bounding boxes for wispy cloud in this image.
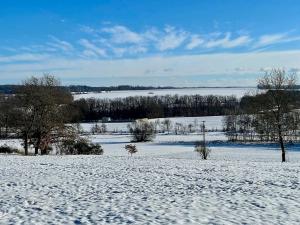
[254,32,300,48]
[156,26,188,51]
[0,53,49,63]
[78,39,107,57]
[48,36,74,52]
[205,33,252,48]
[1,50,300,86]
[102,25,144,44]
[2,23,300,61]
[186,35,205,50]
[110,45,147,57]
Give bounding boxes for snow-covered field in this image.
[73,87,258,100]
[81,116,224,133]
[1,115,300,224]
[1,148,300,224]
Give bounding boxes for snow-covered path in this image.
[0,154,300,224]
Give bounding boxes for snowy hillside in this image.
[0,149,300,224]
[1,115,300,224]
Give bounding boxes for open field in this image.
[1,147,300,224]
[1,115,300,224]
[73,87,258,100]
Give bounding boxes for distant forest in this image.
[71,95,239,122]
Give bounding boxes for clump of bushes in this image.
[90,123,107,134]
[60,138,104,155]
[195,142,211,160]
[0,145,17,154]
[128,119,155,142]
[125,144,138,156]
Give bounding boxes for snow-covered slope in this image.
[1,114,300,224]
[0,147,300,224]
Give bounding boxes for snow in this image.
[73,87,258,100]
[0,151,300,224]
[1,115,300,224]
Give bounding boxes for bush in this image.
[128,119,155,142]
[91,123,107,134]
[0,145,17,154]
[125,144,138,156]
[60,138,104,155]
[195,142,211,160]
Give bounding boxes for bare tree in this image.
[256,69,297,162]
[161,119,172,134]
[13,75,73,155]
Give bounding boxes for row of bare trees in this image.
[72,94,238,121]
[223,112,300,143]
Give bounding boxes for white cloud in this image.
[205,33,252,48]
[78,39,107,57]
[102,25,144,44]
[2,50,300,87]
[3,23,300,84]
[78,24,300,55]
[110,45,147,57]
[254,32,300,48]
[48,36,74,52]
[186,35,205,50]
[156,26,188,51]
[0,53,49,63]
[101,25,190,53]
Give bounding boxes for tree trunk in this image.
[24,135,29,156]
[34,146,39,155]
[41,148,47,155]
[279,135,286,162]
[278,125,286,162]
[5,121,8,138]
[34,136,41,155]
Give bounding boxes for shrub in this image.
[60,138,103,155]
[0,145,17,154]
[195,142,211,160]
[128,119,155,142]
[125,144,138,156]
[91,123,107,134]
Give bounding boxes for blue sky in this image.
[1,0,300,86]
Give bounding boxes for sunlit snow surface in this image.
[1,115,300,224]
[1,150,300,224]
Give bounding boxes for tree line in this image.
[71,95,239,122]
